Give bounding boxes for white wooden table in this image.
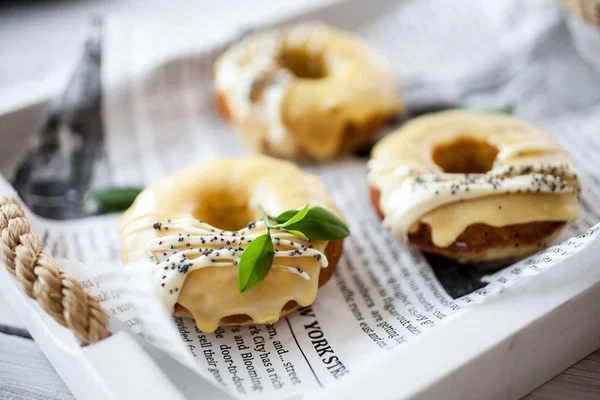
[1,1,600,399]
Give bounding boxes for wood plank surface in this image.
[0,333,74,400]
[526,351,600,400]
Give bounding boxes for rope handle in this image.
[562,0,600,28]
[0,196,111,345]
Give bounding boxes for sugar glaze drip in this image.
[142,218,328,313]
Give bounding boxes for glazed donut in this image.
[214,23,402,160]
[368,110,581,264]
[118,156,344,332]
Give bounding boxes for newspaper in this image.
[3,0,600,399]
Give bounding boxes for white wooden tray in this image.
[2,1,600,398]
[3,90,600,400]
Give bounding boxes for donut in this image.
[214,23,402,160]
[118,156,345,332]
[368,110,581,264]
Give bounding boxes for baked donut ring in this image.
[118,156,345,332]
[368,110,581,264]
[214,23,402,160]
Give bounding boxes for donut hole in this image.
[432,138,499,174]
[279,48,327,79]
[191,191,257,232]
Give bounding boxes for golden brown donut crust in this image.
[369,187,564,263]
[174,239,343,325]
[215,92,231,122]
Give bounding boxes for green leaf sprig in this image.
[84,187,144,213]
[463,105,514,115]
[238,204,350,292]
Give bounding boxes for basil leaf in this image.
[283,206,350,240]
[487,105,514,115]
[465,106,514,115]
[238,231,275,292]
[276,210,298,224]
[85,187,143,212]
[501,105,514,114]
[283,229,308,240]
[277,204,309,228]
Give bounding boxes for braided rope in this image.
[0,197,110,345]
[562,0,600,28]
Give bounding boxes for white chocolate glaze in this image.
[262,70,294,147]
[368,111,581,247]
[215,32,284,120]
